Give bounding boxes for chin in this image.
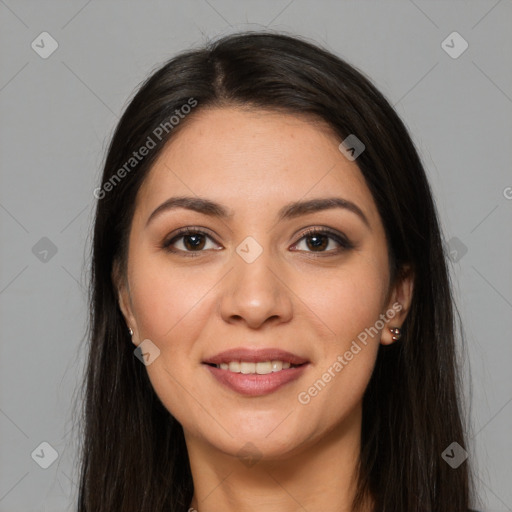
[201,424,314,463]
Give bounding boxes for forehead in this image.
[136,107,378,225]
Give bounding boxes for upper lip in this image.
[202,348,309,365]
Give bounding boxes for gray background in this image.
[0,1,511,511]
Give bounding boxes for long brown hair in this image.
[77,31,474,511]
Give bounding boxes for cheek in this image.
[291,259,387,415]
[129,255,217,343]
[128,261,216,426]
[299,259,388,346]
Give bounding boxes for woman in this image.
[78,32,476,511]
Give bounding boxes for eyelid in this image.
[162,226,221,250]
[291,226,354,252]
[162,225,354,255]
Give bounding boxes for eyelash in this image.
[161,226,354,257]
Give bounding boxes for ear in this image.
[380,264,414,346]
[112,260,139,346]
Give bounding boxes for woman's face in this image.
[117,107,412,461]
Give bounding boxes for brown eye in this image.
[181,233,206,251]
[304,233,329,251]
[291,228,354,254]
[163,227,221,255]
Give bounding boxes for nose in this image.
[218,243,293,330]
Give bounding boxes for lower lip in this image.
[204,364,309,396]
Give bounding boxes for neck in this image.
[185,406,374,512]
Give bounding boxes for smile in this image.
[203,362,309,396]
[208,360,302,374]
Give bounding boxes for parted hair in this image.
[77,31,474,511]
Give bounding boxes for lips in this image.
[202,347,310,396]
[202,347,309,366]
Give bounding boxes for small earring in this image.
[389,327,401,341]
[128,327,133,336]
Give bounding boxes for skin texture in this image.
[116,107,413,512]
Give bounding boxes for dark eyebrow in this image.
[277,197,370,228]
[146,196,233,227]
[146,196,370,228]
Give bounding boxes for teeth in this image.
[241,362,256,374]
[255,362,272,374]
[216,360,294,373]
